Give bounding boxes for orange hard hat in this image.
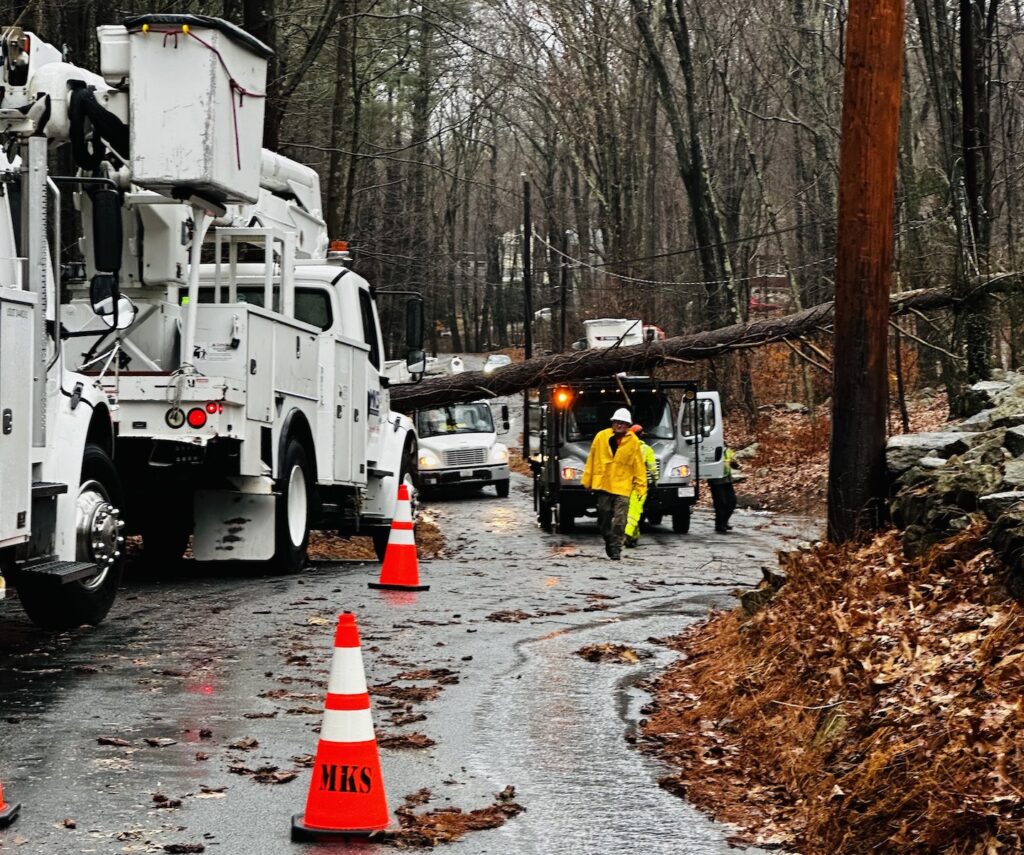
[630,424,643,435]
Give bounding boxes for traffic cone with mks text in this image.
[291,613,390,841]
[0,780,20,828]
[369,484,429,591]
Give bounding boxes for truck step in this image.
[31,482,68,498]
[19,560,100,585]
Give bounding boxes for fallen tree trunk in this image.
[389,283,986,412]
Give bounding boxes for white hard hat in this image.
[610,407,632,423]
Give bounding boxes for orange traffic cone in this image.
[369,484,429,591]
[291,613,390,841]
[0,780,20,828]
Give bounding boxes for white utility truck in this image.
[0,130,128,627]
[4,15,425,571]
[414,402,511,497]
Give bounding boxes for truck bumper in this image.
[557,484,695,513]
[420,465,509,488]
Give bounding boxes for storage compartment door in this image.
[332,341,353,482]
[246,314,274,423]
[0,298,34,543]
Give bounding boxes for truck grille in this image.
[443,447,487,467]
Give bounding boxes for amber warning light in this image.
[554,388,573,409]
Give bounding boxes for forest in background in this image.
[11,0,1022,411]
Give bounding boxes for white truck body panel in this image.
[584,318,643,349]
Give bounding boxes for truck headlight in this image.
[562,466,582,481]
[671,465,690,478]
[418,451,441,469]
[491,445,509,463]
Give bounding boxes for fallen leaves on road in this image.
[163,845,205,854]
[228,737,258,751]
[575,643,652,664]
[228,764,299,784]
[370,684,443,703]
[152,793,182,809]
[486,610,534,622]
[97,736,132,747]
[390,788,526,848]
[642,524,1024,853]
[395,667,459,684]
[144,737,177,748]
[378,731,436,750]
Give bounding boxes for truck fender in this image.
[276,408,317,483]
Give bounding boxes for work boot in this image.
[609,550,621,561]
[605,543,615,558]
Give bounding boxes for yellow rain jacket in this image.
[582,428,648,499]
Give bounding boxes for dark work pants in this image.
[710,479,737,531]
[596,491,629,556]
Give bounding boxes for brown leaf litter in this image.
[575,643,652,664]
[389,787,526,848]
[378,732,436,750]
[307,513,447,560]
[641,524,1024,854]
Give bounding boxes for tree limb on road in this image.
[389,283,996,412]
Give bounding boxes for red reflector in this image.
[205,401,218,414]
[186,407,207,429]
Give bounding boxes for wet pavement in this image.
[0,474,819,854]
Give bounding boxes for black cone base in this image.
[368,582,429,591]
[291,813,391,842]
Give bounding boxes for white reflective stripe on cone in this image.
[387,528,416,547]
[393,498,413,525]
[320,707,376,743]
[327,648,369,695]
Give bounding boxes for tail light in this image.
[186,408,207,429]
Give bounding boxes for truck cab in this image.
[414,402,511,497]
[532,379,723,534]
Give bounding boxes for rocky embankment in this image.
[888,371,1024,594]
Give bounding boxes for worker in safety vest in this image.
[582,408,648,560]
[709,447,741,533]
[624,425,659,547]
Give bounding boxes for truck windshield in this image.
[565,391,674,440]
[416,404,495,437]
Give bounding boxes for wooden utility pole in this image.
[522,175,533,457]
[827,0,906,541]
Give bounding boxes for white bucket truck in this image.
[414,402,511,497]
[0,134,129,623]
[6,15,426,571]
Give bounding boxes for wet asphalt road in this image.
[0,474,819,854]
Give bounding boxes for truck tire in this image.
[273,440,312,572]
[556,506,576,533]
[19,444,125,630]
[672,505,692,534]
[495,480,510,498]
[646,512,663,527]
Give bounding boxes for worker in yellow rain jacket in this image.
[624,424,659,547]
[582,408,648,561]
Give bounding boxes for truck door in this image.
[246,314,274,423]
[358,289,384,468]
[333,340,367,484]
[676,391,725,480]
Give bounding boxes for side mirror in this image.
[91,188,123,273]
[501,404,510,432]
[90,278,137,330]
[406,348,426,375]
[405,297,424,351]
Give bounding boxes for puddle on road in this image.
[467,605,767,855]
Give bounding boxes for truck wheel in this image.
[672,506,692,534]
[495,480,510,498]
[372,529,390,562]
[556,507,576,533]
[646,512,663,527]
[273,440,312,572]
[538,499,554,532]
[19,444,125,630]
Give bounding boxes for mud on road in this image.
[0,474,818,854]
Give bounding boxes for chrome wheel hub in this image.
[76,479,124,590]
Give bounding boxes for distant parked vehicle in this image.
[483,354,513,374]
[450,356,466,374]
[415,403,511,498]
